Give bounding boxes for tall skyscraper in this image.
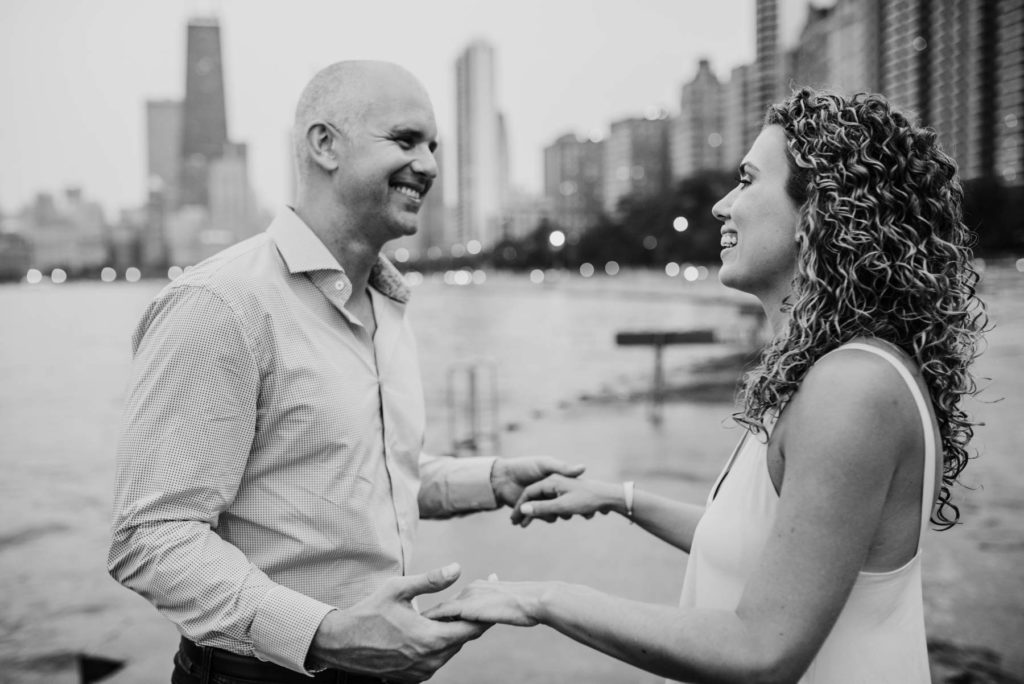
[722,64,757,169]
[602,116,671,216]
[179,17,229,209]
[544,133,604,234]
[880,0,931,120]
[455,40,507,249]
[143,99,182,270]
[994,0,1023,185]
[146,100,183,209]
[671,59,726,181]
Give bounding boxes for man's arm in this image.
[108,284,333,672]
[417,453,585,519]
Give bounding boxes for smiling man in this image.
[108,61,583,684]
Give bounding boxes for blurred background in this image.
[1,1,1022,682]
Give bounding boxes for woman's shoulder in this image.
[782,338,921,444]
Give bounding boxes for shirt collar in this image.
[267,207,411,304]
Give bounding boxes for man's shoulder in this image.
[163,232,286,305]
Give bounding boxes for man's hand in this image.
[489,457,586,524]
[308,563,488,683]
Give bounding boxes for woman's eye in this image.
[735,175,751,187]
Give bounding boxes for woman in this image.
[425,89,987,682]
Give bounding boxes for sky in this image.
[0,0,762,219]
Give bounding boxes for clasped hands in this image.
[308,457,600,683]
[423,469,623,631]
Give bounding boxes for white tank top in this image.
[675,342,935,683]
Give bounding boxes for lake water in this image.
[1,265,1022,681]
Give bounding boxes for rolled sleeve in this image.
[417,454,498,517]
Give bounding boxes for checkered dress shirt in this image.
[108,208,497,673]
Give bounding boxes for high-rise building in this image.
[146,100,183,209]
[755,0,782,118]
[209,142,257,246]
[179,17,229,209]
[455,40,507,249]
[544,133,604,234]
[790,5,834,90]
[602,115,671,216]
[830,0,882,94]
[880,0,929,120]
[671,60,726,181]
[994,0,1023,185]
[722,64,757,169]
[143,99,181,270]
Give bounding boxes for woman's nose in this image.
[712,194,731,222]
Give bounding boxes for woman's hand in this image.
[513,475,623,527]
[422,578,550,627]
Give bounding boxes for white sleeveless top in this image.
[676,343,934,683]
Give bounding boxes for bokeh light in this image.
[529,269,545,284]
[404,271,424,286]
[665,262,680,277]
[472,270,487,285]
[393,247,410,263]
[168,266,184,280]
[643,236,657,250]
[1015,258,1024,273]
[579,263,595,278]
[101,267,117,282]
[125,267,142,283]
[450,243,466,258]
[26,268,42,284]
[683,265,700,282]
[51,268,68,284]
[549,230,566,248]
[466,240,482,255]
[673,216,689,232]
[605,261,620,276]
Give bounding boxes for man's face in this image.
[330,73,439,244]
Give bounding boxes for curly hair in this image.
[735,88,988,529]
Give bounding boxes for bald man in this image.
[109,61,582,683]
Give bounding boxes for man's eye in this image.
[395,137,414,150]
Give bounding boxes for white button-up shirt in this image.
[109,208,497,673]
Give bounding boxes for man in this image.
[108,61,582,683]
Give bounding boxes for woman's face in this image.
[712,125,802,305]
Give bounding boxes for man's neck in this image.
[293,201,381,293]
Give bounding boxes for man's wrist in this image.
[489,459,507,506]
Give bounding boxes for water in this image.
[1,266,1022,681]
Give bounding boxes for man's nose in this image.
[411,147,438,179]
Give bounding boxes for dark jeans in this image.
[171,637,386,684]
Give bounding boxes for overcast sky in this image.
[0,0,777,218]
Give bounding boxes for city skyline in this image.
[0,0,769,218]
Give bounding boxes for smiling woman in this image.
[424,88,989,684]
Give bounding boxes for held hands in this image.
[423,574,549,628]
[489,457,586,524]
[513,474,624,527]
[308,563,488,683]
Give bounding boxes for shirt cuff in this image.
[250,584,336,673]
[445,456,499,510]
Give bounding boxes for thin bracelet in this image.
[623,480,635,523]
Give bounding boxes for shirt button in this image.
[334,280,344,290]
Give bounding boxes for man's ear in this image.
[305,123,340,172]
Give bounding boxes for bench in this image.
[616,329,717,423]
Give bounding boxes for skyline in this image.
[0,0,782,218]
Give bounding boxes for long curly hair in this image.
[735,88,988,529]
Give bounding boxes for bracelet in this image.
[623,480,635,523]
